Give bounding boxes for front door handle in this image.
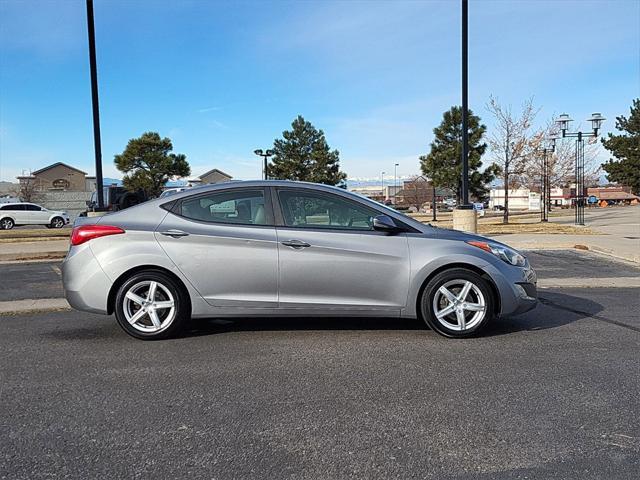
[281,239,311,249]
[160,229,190,238]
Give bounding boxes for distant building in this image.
[197,168,233,184]
[349,185,403,203]
[393,178,454,209]
[587,186,639,205]
[17,162,89,192]
[490,187,574,210]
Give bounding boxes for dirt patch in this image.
[419,217,595,235]
[0,229,70,243]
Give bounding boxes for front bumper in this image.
[482,260,538,316]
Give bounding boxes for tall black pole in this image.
[432,183,437,222]
[86,0,104,209]
[461,0,469,206]
[264,157,268,180]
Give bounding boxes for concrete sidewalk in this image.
[490,232,639,263]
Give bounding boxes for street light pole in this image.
[537,138,556,222]
[86,0,104,209]
[432,181,437,222]
[253,149,274,180]
[555,113,605,226]
[394,163,399,204]
[381,171,385,202]
[460,0,469,207]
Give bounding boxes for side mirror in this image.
[373,214,402,233]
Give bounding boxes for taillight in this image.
[71,225,125,246]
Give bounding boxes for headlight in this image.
[467,240,527,267]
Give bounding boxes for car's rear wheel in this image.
[50,217,65,228]
[114,270,189,340]
[420,268,494,338]
[0,217,14,230]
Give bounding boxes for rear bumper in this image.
[61,244,112,315]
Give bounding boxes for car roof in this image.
[163,180,348,199]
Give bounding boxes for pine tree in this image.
[114,132,190,198]
[420,106,500,202]
[601,98,640,195]
[267,116,347,186]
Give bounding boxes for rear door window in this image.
[179,189,268,226]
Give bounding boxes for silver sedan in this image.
[62,181,537,340]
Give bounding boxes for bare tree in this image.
[521,119,600,198]
[398,175,432,211]
[486,96,539,223]
[10,178,43,203]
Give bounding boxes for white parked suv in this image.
[0,203,70,230]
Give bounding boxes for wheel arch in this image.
[0,215,16,227]
[414,262,501,320]
[107,265,191,315]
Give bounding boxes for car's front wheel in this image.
[50,217,65,228]
[0,217,14,230]
[114,270,190,340]
[420,268,495,338]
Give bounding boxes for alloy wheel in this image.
[122,280,176,333]
[53,218,64,228]
[1,218,14,230]
[432,279,486,332]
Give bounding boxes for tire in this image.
[0,217,14,230]
[420,268,494,338]
[114,270,190,340]
[50,217,65,229]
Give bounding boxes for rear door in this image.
[156,187,278,308]
[274,187,410,312]
[22,204,45,224]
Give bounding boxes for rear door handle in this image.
[281,239,311,249]
[160,229,190,238]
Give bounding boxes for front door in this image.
[156,188,278,308]
[274,188,410,312]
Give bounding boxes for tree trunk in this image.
[503,170,509,224]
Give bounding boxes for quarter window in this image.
[278,190,376,230]
[180,189,267,225]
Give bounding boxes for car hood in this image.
[424,224,516,251]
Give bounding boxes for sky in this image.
[0,0,639,183]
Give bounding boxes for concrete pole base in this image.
[453,208,477,233]
[87,211,108,217]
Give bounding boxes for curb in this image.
[0,298,71,316]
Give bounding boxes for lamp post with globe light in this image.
[555,113,605,225]
[253,149,274,180]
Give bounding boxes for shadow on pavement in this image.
[183,316,426,338]
[486,290,605,335]
[37,290,605,341]
[180,290,604,339]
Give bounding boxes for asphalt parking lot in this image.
[1,251,639,479]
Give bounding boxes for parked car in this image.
[80,185,147,216]
[0,203,70,230]
[62,181,537,340]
